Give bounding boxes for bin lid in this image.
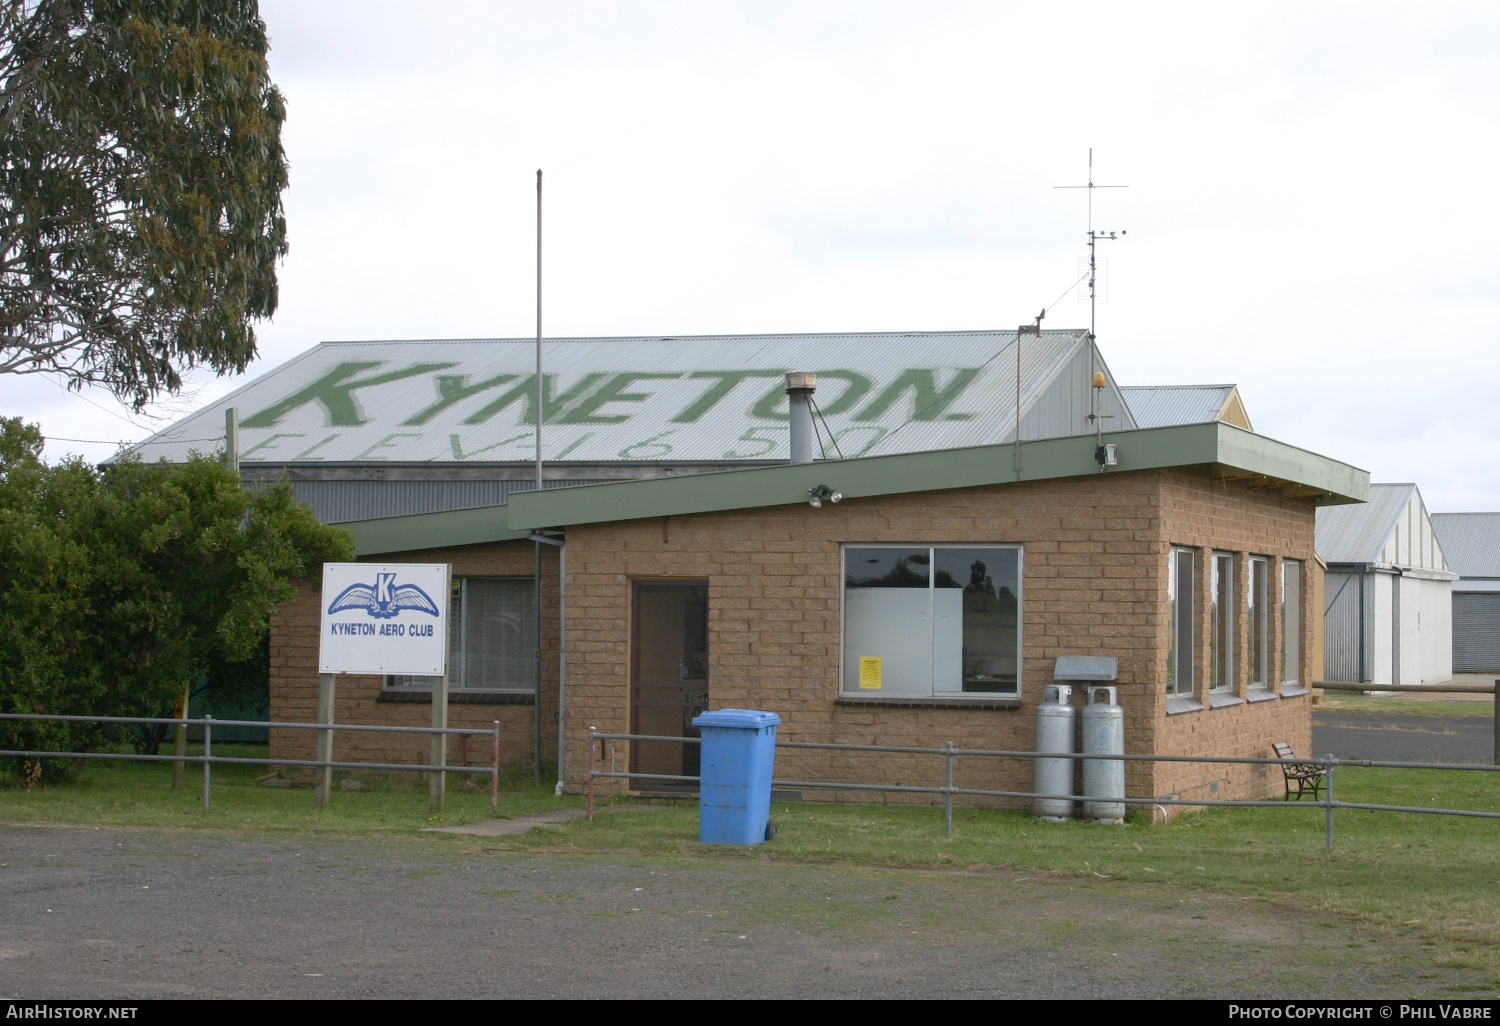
[692,708,781,729]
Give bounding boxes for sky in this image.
[6,1,1500,511]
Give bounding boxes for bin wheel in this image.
[764,819,778,842]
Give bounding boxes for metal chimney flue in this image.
[785,372,817,463]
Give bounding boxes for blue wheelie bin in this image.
[692,709,781,845]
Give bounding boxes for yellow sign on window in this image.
[858,656,883,689]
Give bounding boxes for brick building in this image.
[272,421,1364,809]
[132,329,1367,811]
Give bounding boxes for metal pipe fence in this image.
[585,730,1500,850]
[0,712,505,813]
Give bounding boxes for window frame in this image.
[1210,551,1235,693]
[384,574,538,695]
[839,543,1024,699]
[1282,559,1302,687]
[1248,556,1270,689]
[1167,547,1196,698]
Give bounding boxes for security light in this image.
[807,484,841,507]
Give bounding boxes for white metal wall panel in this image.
[1453,593,1500,672]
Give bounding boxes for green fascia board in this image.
[345,503,527,556]
[507,422,1370,530]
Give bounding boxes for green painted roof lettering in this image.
[558,373,682,424]
[672,370,789,423]
[462,373,610,426]
[241,361,456,428]
[854,368,981,422]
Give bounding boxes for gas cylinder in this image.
[1081,685,1126,824]
[1033,684,1075,821]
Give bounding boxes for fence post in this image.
[1324,753,1336,852]
[430,672,448,811]
[1493,680,1498,767]
[944,741,954,838]
[492,720,501,815]
[587,730,596,822]
[172,682,189,789]
[315,673,336,810]
[202,715,212,811]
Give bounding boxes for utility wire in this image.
[45,435,223,445]
[869,270,1096,455]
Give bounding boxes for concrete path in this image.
[0,825,1486,1000]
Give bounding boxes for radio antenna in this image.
[1055,148,1127,440]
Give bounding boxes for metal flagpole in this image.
[533,169,543,782]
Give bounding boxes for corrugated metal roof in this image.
[1120,385,1236,429]
[1432,513,1500,579]
[121,330,1137,466]
[1316,483,1416,564]
[284,478,613,524]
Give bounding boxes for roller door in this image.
[1452,593,1500,672]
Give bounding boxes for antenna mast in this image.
[1055,148,1126,443]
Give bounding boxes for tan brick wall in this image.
[269,465,1318,813]
[269,540,559,776]
[1152,470,1317,806]
[562,466,1317,809]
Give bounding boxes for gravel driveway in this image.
[0,825,1483,1000]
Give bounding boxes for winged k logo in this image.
[326,572,441,619]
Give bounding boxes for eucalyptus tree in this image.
[0,0,288,409]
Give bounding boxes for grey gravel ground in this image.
[0,825,1483,999]
[1314,711,1494,764]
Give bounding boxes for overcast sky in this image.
[7,1,1499,511]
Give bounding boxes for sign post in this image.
[318,563,451,809]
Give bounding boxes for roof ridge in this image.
[314,329,1091,345]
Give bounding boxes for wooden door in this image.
[631,582,708,789]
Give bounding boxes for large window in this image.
[1282,560,1302,685]
[1248,557,1269,688]
[1210,552,1234,692]
[841,545,1021,697]
[387,577,537,693]
[1167,548,1195,697]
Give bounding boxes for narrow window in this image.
[1167,548,1195,697]
[1211,552,1234,692]
[1282,560,1302,685]
[1249,557,1269,688]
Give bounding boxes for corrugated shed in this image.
[1120,385,1239,429]
[120,330,1135,466]
[1432,513,1500,579]
[1317,484,1414,563]
[1317,483,1449,572]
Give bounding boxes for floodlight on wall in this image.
[807,484,842,508]
[1095,443,1118,467]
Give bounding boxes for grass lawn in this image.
[4,744,1499,982]
[1318,695,1496,720]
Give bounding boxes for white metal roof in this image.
[123,330,1137,466]
[1120,385,1237,429]
[1317,483,1450,572]
[1431,513,1500,579]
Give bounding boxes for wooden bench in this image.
[1272,741,1326,801]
